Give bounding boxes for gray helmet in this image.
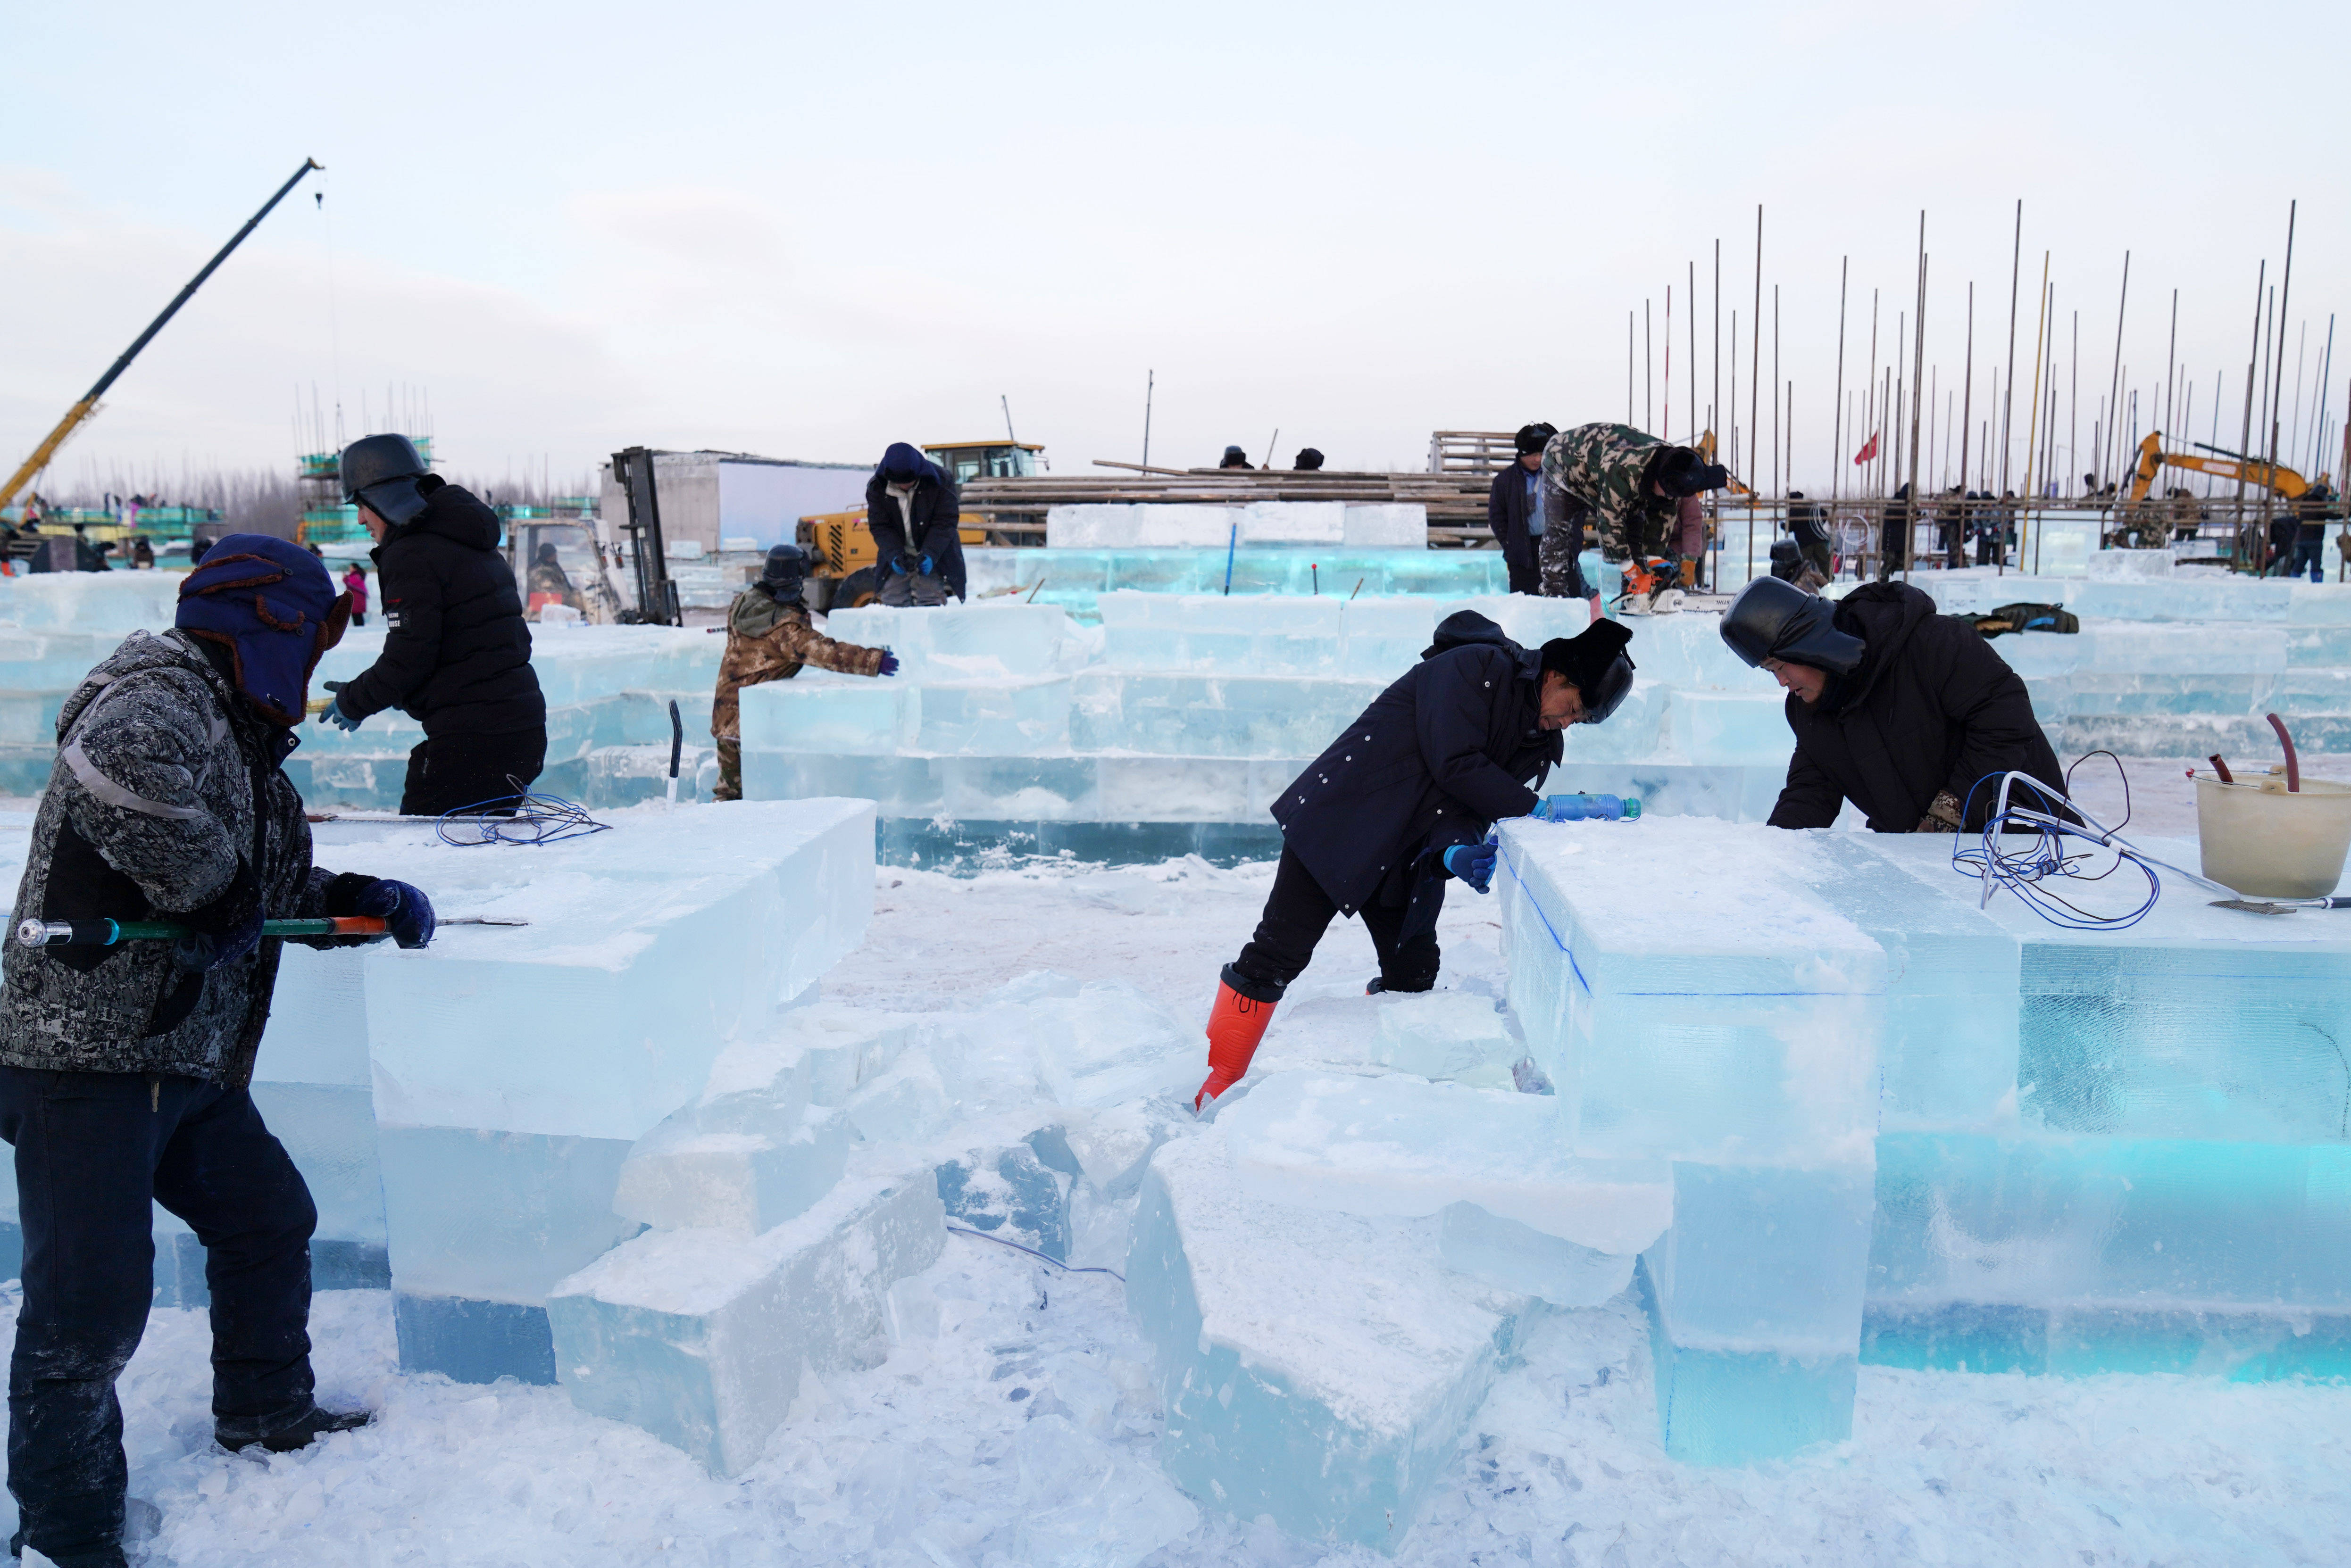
[339,434,431,527]
[760,542,809,595]
[1720,577,1865,677]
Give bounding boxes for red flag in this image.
[1852,432,1880,465]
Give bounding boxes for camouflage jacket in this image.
[715,588,888,708]
[0,630,357,1086]
[1540,423,1676,562]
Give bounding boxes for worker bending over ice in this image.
[1540,423,1728,613]
[0,539,436,1568]
[1719,575,2066,833]
[866,442,966,606]
[1193,612,1635,1111]
[710,544,899,802]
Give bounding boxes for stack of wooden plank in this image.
[961,447,1511,545]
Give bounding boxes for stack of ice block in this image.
[1496,814,1883,1463]
[960,545,1515,614]
[1493,813,2351,1462]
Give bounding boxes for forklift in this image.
[796,439,1043,608]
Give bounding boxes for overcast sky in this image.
[3,0,2343,500]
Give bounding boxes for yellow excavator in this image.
[2118,431,2315,556]
[1,159,320,518]
[2123,430,2309,509]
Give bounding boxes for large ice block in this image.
[1867,1131,2351,1378]
[548,1175,945,1475]
[1495,815,1884,1162]
[1125,1133,1529,1550]
[1217,1071,1670,1256]
[1638,1160,1876,1464]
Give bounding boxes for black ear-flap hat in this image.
[1720,576,1865,676]
[1539,618,1637,722]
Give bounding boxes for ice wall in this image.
[0,573,723,809]
[1045,502,1426,549]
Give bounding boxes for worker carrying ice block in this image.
[710,544,899,802]
[1719,575,2066,834]
[0,538,436,1568]
[1193,611,1636,1111]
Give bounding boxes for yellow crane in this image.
[2,158,321,512]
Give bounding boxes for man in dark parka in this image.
[866,442,966,605]
[318,435,548,817]
[1720,576,2065,833]
[1486,423,1555,596]
[1192,611,1636,1109]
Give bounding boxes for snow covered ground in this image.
[19,849,2351,1568]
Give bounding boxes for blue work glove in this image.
[354,879,436,949]
[894,553,921,577]
[917,552,935,576]
[319,680,362,732]
[876,649,900,677]
[1441,839,1498,895]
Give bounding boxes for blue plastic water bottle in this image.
[1537,793,1642,822]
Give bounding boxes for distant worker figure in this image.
[1787,491,1832,583]
[2290,480,2338,582]
[130,537,156,571]
[1486,423,1555,597]
[1217,446,1254,471]
[342,564,368,627]
[1719,575,2064,834]
[1192,613,1636,1110]
[72,524,111,573]
[1292,448,1325,472]
[316,435,548,817]
[1539,423,1727,613]
[710,545,898,802]
[866,442,965,606]
[525,543,582,617]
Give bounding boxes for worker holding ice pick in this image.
[1193,611,1636,1111]
[0,537,435,1568]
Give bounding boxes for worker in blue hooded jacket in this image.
[865,442,965,605]
[1193,611,1636,1110]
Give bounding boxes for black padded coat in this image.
[1271,612,1560,916]
[336,481,545,738]
[1767,582,2065,832]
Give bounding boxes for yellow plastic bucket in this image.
[2193,770,2351,898]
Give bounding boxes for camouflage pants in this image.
[1538,517,1590,598]
[711,691,741,801]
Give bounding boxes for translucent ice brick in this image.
[548,1175,945,1475]
[612,1105,852,1234]
[1638,1160,1876,1464]
[1495,816,1885,1161]
[1437,1201,1633,1305]
[1125,1133,1528,1550]
[1026,979,1197,1109]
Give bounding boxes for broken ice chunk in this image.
[1012,1414,1201,1568]
[1126,1132,1530,1550]
[1217,1070,1672,1255]
[1027,979,1197,1109]
[843,1050,955,1145]
[548,1175,945,1476]
[1369,989,1518,1085]
[611,1104,851,1235]
[1437,1202,1632,1306]
[936,1141,1073,1262]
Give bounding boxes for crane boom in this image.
[1,157,322,511]
[2124,430,2307,507]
